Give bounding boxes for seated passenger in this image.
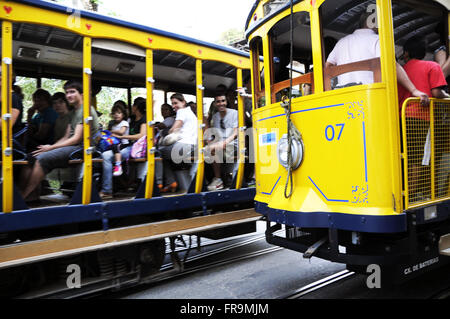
[51,92,72,142]
[325,9,429,105]
[154,103,176,189]
[107,100,130,177]
[205,93,238,191]
[100,99,146,199]
[25,88,58,151]
[398,36,449,201]
[20,80,100,201]
[158,93,197,193]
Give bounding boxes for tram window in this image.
[321,0,381,91]
[268,11,313,104]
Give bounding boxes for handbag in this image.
[131,135,147,158]
[98,130,120,152]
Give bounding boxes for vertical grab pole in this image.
[195,59,205,193]
[82,36,93,205]
[235,68,245,190]
[1,21,13,213]
[145,49,155,199]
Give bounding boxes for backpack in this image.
[131,135,147,159]
[98,130,120,152]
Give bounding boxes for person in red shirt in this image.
[398,35,449,202]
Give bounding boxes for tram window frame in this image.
[250,37,265,108]
[320,0,382,92]
[267,10,314,104]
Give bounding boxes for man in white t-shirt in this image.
[325,10,430,105]
[205,94,238,191]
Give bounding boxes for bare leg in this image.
[21,161,45,200]
[212,162,221,179]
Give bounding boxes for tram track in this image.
[279,270,356,299]
[19,229,282,299]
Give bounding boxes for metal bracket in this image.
[2,113,11,121]
[4,147,12,157]
[2,57,12,65]
[149,147,156,154]
[84,68,92,75]
[197,85,205,91]
[84,116,93,124]
[85,147,95,155]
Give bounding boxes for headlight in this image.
[277,134,303,170]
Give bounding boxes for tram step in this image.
[439,234,450,256]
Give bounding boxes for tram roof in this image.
[14,0,250,59]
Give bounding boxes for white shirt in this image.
[175,107,198,145]
[211,108,238,146]
[327,29,380,86]
[111,120,129,145]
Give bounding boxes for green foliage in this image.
[216,28,245,46]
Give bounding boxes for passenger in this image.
[325,10,429,105]
[20,80,100,201]
[434,46,450,79]
[205,93,238,191]
[155,103,176,144]
[0,70,24,135]
[398,36,449,201]
[154,103,176,189]
[25,88,58,152]
[51,92,72,143]
[187,101,197,115]
[100,99,146,199]
[433,22,450,80]
[158,93,197,193]
[107,100,130,177]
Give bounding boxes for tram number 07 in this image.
[325,124,345,141]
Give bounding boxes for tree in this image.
[48,0,100,12]
[216,28,245,46]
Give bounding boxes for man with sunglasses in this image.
[205,94,238,191]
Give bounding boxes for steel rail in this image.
[279,270,356,299]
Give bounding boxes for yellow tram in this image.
[246,0,450,282]
[0,0,258,296]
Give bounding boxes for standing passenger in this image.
[325,9,430,105]
[397,36,449,201]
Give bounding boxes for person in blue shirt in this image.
[25,88,58,151]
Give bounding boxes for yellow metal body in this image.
[1,21,13,213]
[249,0,410,217]
[0,1,251,211]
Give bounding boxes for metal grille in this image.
[402,98,450,209]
